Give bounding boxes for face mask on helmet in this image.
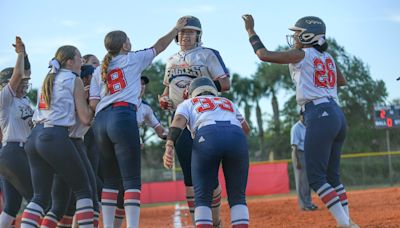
[175,16,202,45]
[288,16,326,46]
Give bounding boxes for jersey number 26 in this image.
[313,57,336,88]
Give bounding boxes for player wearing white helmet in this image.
[0,37,34,228]
[163,77,250,228]
[159,15,230,227]
[242,14,358,228]
[21,45,94,228]
[89,17,188,228]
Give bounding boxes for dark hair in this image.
[313,42,328,53]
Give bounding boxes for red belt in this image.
[111,101,137,111]
[112,101,130,107]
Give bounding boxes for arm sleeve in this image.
[206,49,230,80]
[127,48,156,73]
[143,105,161,129]
[290,124,300,146]
[175,100,190,121]
[0,84,15,109]
[233,103,245,123]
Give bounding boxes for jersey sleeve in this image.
[175,100,190,121]
[127,48,156,73]
[89,67,101,100]
[163,60,173,86]
[143,105,161,129]
[290,124,300,146]
[0,84,15,108]
[205,49,229,80]
[233,103,245,123]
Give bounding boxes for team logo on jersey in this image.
[167,65,204,78]
[175,80,191,89]
[19,105,34,120]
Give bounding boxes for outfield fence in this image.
[143,151,400,189]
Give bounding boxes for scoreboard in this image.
[373,105,400,128]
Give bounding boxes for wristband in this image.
[167,127,183,145]
[249,35,265,53]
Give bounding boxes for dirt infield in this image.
[138,187,400,228]
[14,186,400,227]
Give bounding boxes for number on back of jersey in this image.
[191,97,234,113]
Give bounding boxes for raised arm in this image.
[242,14,304,64]
[152,17,188,56]
[9,36,26,92]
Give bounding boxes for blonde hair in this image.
[102,30,128,93]
[42,45,78,108]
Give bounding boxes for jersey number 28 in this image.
[191,97,234,113]
[313,57,336,88]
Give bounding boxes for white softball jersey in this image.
[163,46,229,109]
[175,95,244,137]
[33,69,76,127]
[136,100,161,129]
[289,48,338,106]
[0,84,34,144]
[90,48,156,114]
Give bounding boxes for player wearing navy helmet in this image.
[163,77,250,228]
[159,15,230,227]
[242,15,358,228]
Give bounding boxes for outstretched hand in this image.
[163,143,175,169]
[242,14,255,32]
[12,36,25,54]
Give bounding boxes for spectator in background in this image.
[291,111,318,211]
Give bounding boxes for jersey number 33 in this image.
[191,97,234,113]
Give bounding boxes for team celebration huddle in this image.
[0,14,358,228]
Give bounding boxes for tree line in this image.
[27,38,400,169]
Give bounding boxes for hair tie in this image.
[49,58,60,74]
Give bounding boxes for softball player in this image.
[89,17,187,228]
[21,45,94,228]
[0,37,34,228]
[163,77,250,228]
[242,14,358,228]
[113,75,168,228]
[42,65,100,228]
[159,15,230,227]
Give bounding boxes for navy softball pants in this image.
[303,100,347,192]
[191,122,249,208]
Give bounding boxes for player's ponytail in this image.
[102,30,128,94]
[42,45,78,107]
[101,52,112,94]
